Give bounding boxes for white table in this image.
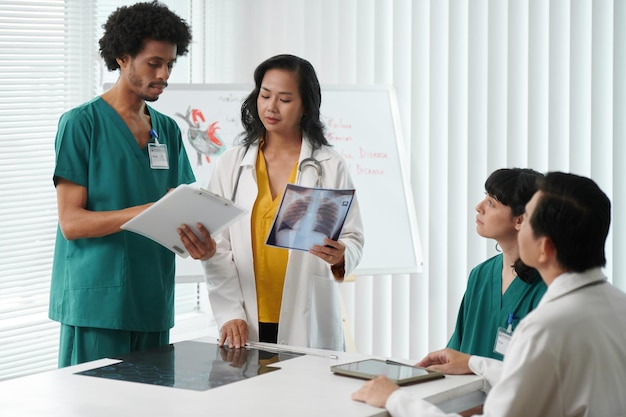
[0,339,484,417]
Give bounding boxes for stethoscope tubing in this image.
[230,145,323,202]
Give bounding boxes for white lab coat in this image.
[201,137,364,351]
[386,268,626,417]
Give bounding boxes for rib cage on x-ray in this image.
[267,184,355,251]
[278,195,340,238]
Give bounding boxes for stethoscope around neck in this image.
[230,146,323,202]
[296,157,323,187]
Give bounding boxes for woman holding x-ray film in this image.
[178,54,364,351]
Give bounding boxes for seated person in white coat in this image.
[177,54,364,351]
[352,171,626,417]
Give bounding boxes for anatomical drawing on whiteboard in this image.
[175,106,227,166]
[266,184,355,251]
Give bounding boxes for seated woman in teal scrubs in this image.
[419,168,547,367]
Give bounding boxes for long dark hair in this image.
[237,54,329,149]
[485,168,544,283]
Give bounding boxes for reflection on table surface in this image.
[75,340,302,391]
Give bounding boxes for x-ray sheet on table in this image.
[266,183,355,251]
[74,341,301,391]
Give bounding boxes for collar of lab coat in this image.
[238,135,332,168]
[539,267,607,307]
[239,141,259,168]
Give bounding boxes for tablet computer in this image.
[330,359,444,386]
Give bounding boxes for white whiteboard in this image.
[145,84,423,277]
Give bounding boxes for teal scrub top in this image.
[447,253,547,360]
[49,97,195,331]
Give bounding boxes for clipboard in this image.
[121,184,247,257]
[330,359,444,386]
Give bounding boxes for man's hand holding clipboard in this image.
[121,184,247,258]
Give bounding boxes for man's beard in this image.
[129,65,165,102]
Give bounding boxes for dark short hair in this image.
[485,168,545,283]
[531,172,611,272]
[485,168,544,217]
[238,54,328,149]
[99,1,192,71]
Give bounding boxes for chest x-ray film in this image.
[75,341,301,391]
[266,183,355,251]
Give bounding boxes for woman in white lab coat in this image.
[179,54,364,351]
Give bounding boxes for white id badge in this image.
[493,327,513,356]
[148,143,169,169]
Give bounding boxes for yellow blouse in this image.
[252,147,298,323]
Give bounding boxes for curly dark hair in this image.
[99,1,192,71]
[238,54,329,149]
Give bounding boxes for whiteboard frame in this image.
[316,85,423,275]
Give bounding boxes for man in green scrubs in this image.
[50,2,194,367]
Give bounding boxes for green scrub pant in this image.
[58,324,169,368]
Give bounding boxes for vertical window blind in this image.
[197,0,625,360]
[0,0,82,381]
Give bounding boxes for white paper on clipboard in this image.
[121,184,247,257]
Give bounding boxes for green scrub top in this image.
[447,253,547,360]
[49,96,195,331]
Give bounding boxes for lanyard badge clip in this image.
[494,313,515,356]
[148,129,169,169]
